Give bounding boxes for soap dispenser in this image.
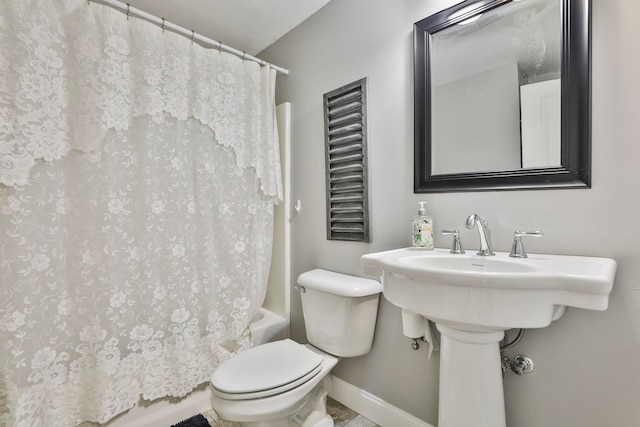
[412,202,434,250]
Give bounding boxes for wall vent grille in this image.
[323,78,370,242]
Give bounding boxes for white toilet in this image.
[209,268,383,427]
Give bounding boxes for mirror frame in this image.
[414,0,591,193]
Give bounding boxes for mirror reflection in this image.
[430,0,561,175]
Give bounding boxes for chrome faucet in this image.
[465,214,495,256]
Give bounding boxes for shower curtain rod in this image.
[89,0,290,75]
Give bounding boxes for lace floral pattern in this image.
[0,1,281,425]
[0,0,282,200]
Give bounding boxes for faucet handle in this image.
[509,230,544,258]
[442,230,465,254]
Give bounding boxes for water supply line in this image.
[500,329,535,376]
[500,328,525,350]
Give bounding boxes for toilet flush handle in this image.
[294,285,306,293]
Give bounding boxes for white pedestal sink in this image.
[361,248,617,427]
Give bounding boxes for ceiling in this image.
[123,0,332,56]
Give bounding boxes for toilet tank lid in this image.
[297,269,382,297]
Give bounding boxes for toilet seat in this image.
[210,339,323,400]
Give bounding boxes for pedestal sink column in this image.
[437,324,506,427]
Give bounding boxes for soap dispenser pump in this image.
[412,201,434,250]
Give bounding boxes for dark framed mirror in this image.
[414,0,591,192]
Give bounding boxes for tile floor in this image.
[200,397,379,427]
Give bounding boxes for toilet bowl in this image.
[209,269,382,427]
[211,340,338,427]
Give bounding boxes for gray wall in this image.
[261,0,640,425]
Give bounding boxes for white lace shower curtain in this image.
[0,1,282,425]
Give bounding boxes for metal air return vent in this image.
[323,78,370,242]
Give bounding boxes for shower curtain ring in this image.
[242,51,247,61]
[126,3,131,20]
[191,30,195,43]
[161,18,165,33]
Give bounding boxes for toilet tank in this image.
[296,269,382,357]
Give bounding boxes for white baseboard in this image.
[328,376,435,427]
[107,375,433,427]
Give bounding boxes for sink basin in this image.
[401,254,538,274]
[361,248,617,331]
